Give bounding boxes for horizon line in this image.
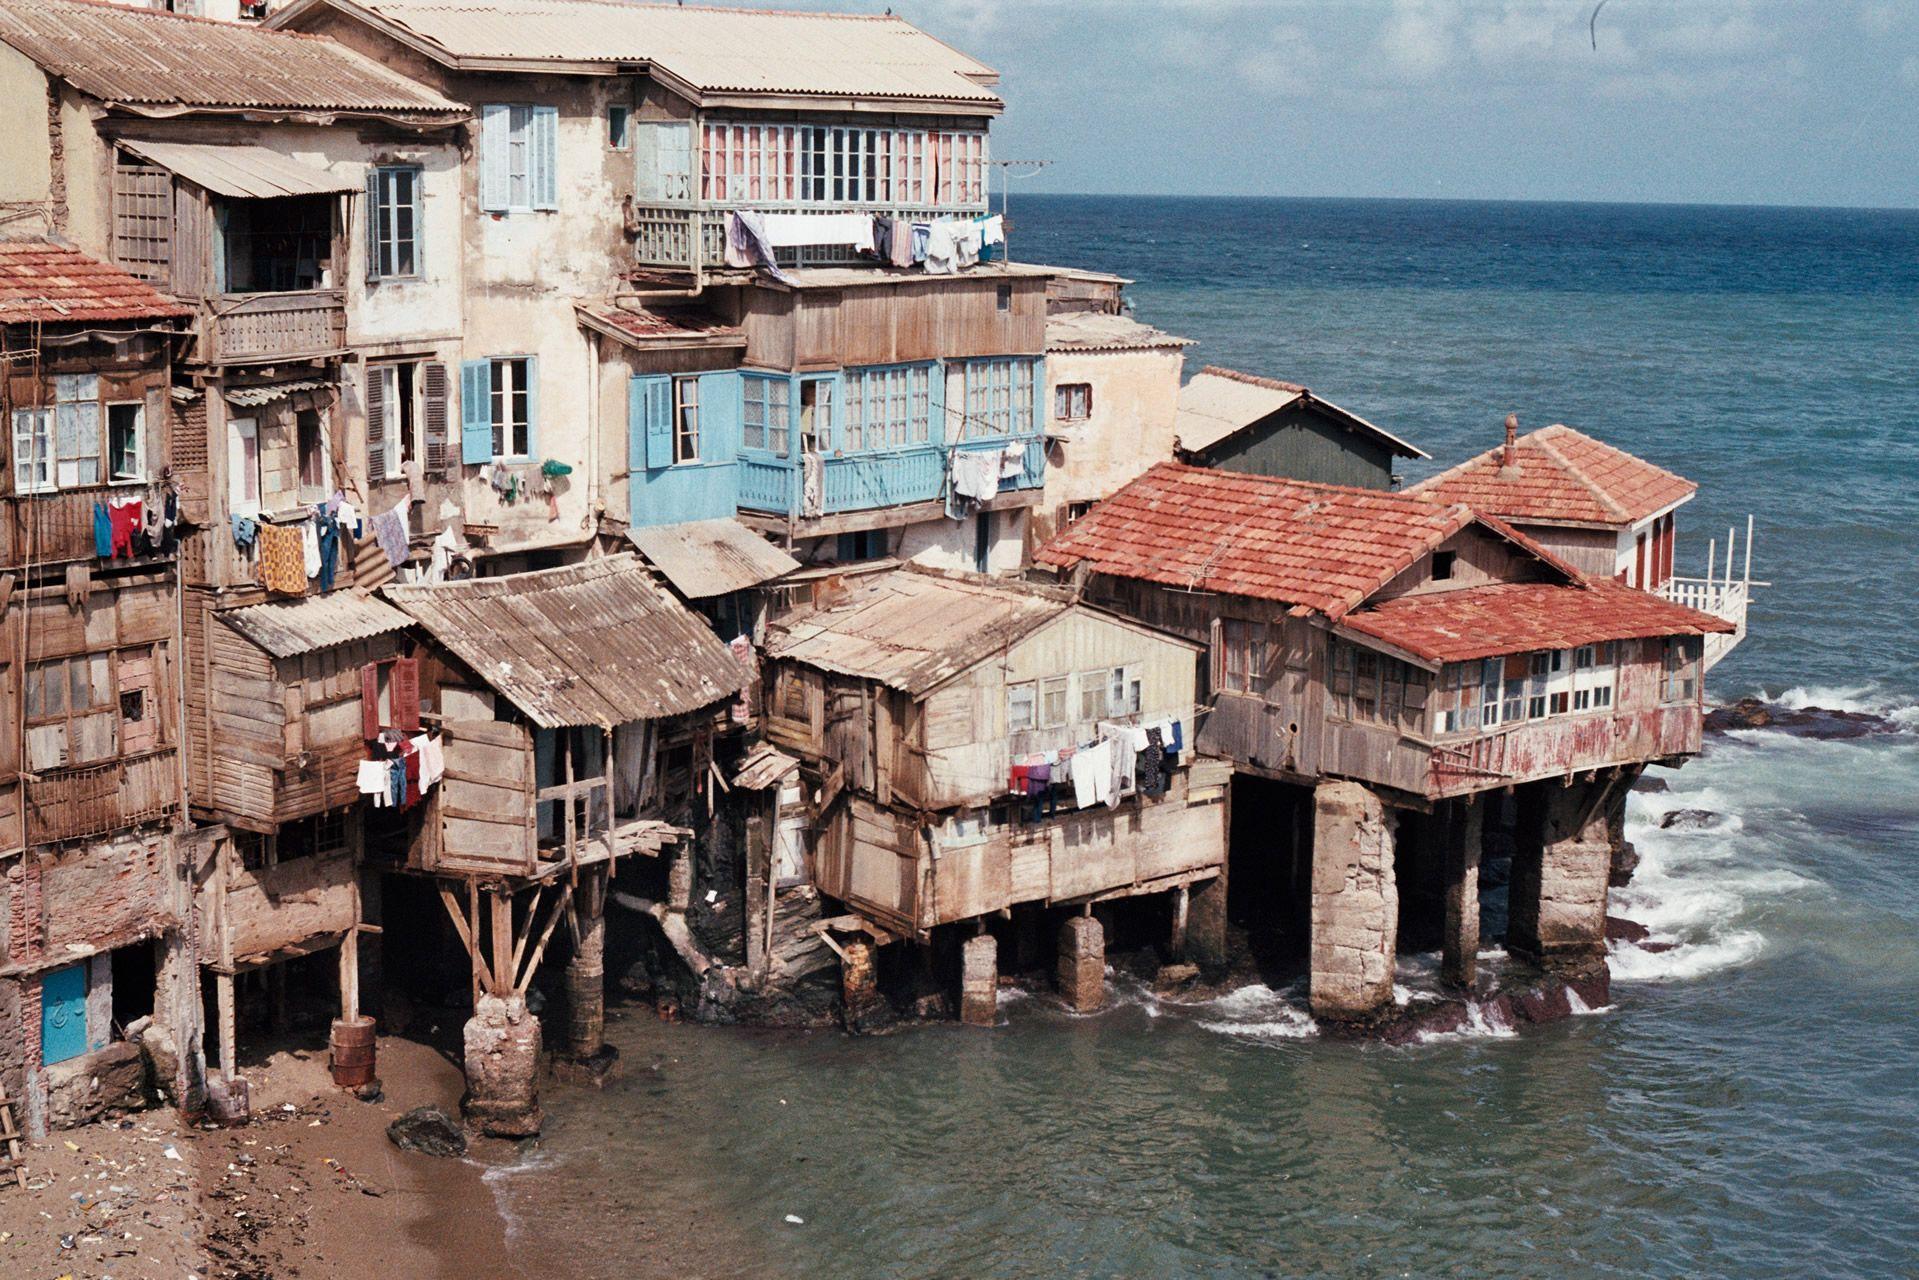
[1002,192,1919,216]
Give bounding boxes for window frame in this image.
[12,406,54,495]
[489,357,532,459]
[1054,382,1093,423]
[962,357,1038,441]
[368,163,423,281]
[607,103,631,151]
[741,373,791,455]
[672,375,701,465]
[106,401,145,484]
[1007,680,1036,733]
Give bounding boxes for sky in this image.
[722,1,1919,209]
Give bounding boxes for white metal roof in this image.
[1174,367,1428,460]
[119,140,359,200]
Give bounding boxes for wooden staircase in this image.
[0,1086,26,1189]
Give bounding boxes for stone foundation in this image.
[1309,780,1398,1021]
[45,1040,146,1130]
[1509,781,1614,969]
[461,994,543,1137]
[959,934,998,1027]
[839,937,886,1033]
[565,912,606,1060]
[1186,874,1229,968]
[1440,797,1484,992]
[1056,915,1104,1013]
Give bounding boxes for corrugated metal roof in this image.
[301,0,1001,106]
[382,554,744,728]
[120,140,358,200]
[0,239,191,326]
[575,300,744,350]
[1045,312,1191,353]
[1175,367,1428,460]
[732,743,800,790]
[0,0,464,115]
[223,380,329,408]
[765,568,1070,697]
[1341,578,1734,664]
[628,518,798,601]
[217,589,414,658]
[1407,423,1697,528]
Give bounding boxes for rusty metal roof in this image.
[1175,367,1427,460]
[628,518,798,601]
[575,301,744,351]
[0,0,464,116]
[217,589,414,658]
[119,139,359,200]
[0,239,191,326]
[766,568,1074,697]
[276,0,1001,107]
[224,380,329,408]
[1045,312,1191,354]
[382,554,744,728]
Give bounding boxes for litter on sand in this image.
[783,1214,804,1225]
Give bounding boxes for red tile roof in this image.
[1340,577,1734,664]
[1407,423,1696,528]
[0,240,191,326]
[1033,462,1576,619]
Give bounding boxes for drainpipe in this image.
[585,329,600,536]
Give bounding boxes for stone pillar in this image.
[667,841,694,913]
[1440,796,1485,992]
[1186,873,1229,968]
[959,933,998,1027]
[1509,780,1613,969]
[565,911,606,1059]
[839,936,884,1033]
[1308,780,1398,1022]
[1056,915,1104,1013]
[461,993,543,1137]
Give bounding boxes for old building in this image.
[762,566,1230,1023]
[0,240,201,1136]
[1034,462,1733,1022]
[1173,366,1427,490]
[1408,415,1753,667]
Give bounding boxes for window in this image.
[1040,675,1070,728]
[24,652,118,770]
[700,120,983,209]
[367,165,422,280]
[479,104,558,213]
[842,365,932,450]
[1664,637,1701,703]
[1436,661,1483,735]
[1007,681,1036,733]
[227,416,260,517]
[1073,666,1138,723]
[1054,383,1092,423]
[673,376,700,464]
[1065,501,1094,525]
[1480,657,1504,727]
[12,407,53,494]
[54,374,101,488]
[296,409,328,499]
[607,104,631,150]
[368,361,419,480]
[835,529,887,562]
[489,358,532,458]
[1077,669,1107,723]
[962,358,1037,440]
[1219,619,1266,694]
[799,378,833,453]
[107,404,143,482]
[1432,550,1457,581]
[996,284,1013,312]
[743,374,791,454]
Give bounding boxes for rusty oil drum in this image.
[328,1016,377,1088]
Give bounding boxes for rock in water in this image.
[1659,808,1726,831]
[387,1106,467,1158]
[1705,696,1894,740]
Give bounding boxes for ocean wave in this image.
[1414,1000,1519,1044]
[1192,983,1318,1043]
[1759,682,1919,730]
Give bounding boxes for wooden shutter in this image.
[364,169,382,281]
[697,371,741,463]
[422,362,449,475]
[364,364,386,475]
[523,356,539,458]
[531,106,559,210]
[627,376,648,471]
[361,662,381,739]
[460,360,492,464]
[391,656,421,732]
[479,105,512,212]
[639,376,673,470]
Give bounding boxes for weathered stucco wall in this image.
[0,45,52,221]
[1042,345,1184,524]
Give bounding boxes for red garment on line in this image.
[108,499,143,557]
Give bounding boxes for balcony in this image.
[737,438,1043,523]
[1658,576,1749,671]
[629,204,980,270]
[1427,706,1702,797]
[25,749,179,846]
[199,290,347,365]
[2,482,172,568]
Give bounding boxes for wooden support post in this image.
[216,972,237,1081]
[515,882,572,997]
[490,888,512,995]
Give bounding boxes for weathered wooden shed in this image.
[1173,366,1426,491]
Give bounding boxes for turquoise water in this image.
[492,199,1919,1279]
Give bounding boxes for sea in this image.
[484,198,1919,1279]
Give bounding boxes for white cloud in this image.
[1376,0,1457,82]
[1232,25,1324,99]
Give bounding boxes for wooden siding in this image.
[212,849,358,965]
[1370,525,1553,604]
[434,718,537,878]
[740,278,1046,371]
[1199,402,1397,491]
[1517,523,1620,579]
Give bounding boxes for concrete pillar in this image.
[1309,780,1398,1022]
[154,930,204,1119]
[565,907,606,1060]
[461,993,543,1137]
[1440,796,1485,992]
[1509,780,1613,969]
[959,933,998,1027]
[667,841,694,913]
[839,936,883,1032]
[1187,873,1229,968]
[1056,915,1104,1013]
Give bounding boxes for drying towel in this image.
[301,519,321,579]
[356,758,389,801]
[256,522,307,596]
[108,497,143,557]
[412,733,443,792]
[371,503,409,568]
[93,504,112,558]
[951,449,999,502]
[999,441,1027,479]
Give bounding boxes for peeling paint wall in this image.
[1042,344,1184,532]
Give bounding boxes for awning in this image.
[119,139,358,200]
[629,518,798,600]
[224,380,327,408]
[218,589,413,659]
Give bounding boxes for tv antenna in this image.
[991,158,1052,230]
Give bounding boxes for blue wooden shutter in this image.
[627,376,648,471]
[928,361,947,445]
[697,371,741,463]
[479,105,511,212]
[636,375,673,469]
[531,106,559,210]
[460,359,492,464]
[364,169,382,281]
[523,356,539,457]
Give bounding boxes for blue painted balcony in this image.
[737,437,1043,521]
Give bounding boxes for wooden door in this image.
[436,720,535,877]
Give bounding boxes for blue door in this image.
[41,963,88,1066]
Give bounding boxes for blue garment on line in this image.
[230,513,258,550]
[315,513,340,593]
[388,758,406,808]
[93,503,112,558]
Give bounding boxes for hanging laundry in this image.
[301,519,321,580]
[356,758,390,805]
[801,451,824,519]
[910,221,931,264]
[760,211,875,251]
[230,513,258,551]
[999,441,1028,479]
[107,496,143,558]
[977,214,1007,262]
[728,634,754,724]
[315,513,341,592]
[371,503,409,569]
[1140,726,1167,799]
[411,733,442,793]
[888,217,917,268]
[93,503,112,558]
[256,521,307,596]
[1026,760,1055,821]
[1009,762,1029,795]
[726,211,797,285]
[336,498,360,539]
[924,220,962,275]
[950,448,999,502]
[1074,739,1113,809]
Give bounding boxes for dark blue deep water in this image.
[492,199,1919,1280]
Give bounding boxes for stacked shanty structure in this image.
[0,0,1754,1139]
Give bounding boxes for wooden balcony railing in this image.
[199,290,347,365]
[630,204,990,270]
[2,482,172,568]
[25,749,179,845]
[1659,576,1750,671]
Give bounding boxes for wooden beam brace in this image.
[514,882,573,997]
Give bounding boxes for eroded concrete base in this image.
[1309,780,1398,1021]
[461,994,543,1137]
[960,934,998,1027]
[1057,915,1104,1013]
